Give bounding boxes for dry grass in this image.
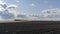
[0,19,29,23]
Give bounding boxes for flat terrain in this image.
[0,21,60,33]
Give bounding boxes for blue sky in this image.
[2,0,60,14]
[0,0,60,20]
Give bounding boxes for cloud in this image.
[17,14,28,18]
[17,0,19,3]
[0,0,40,20]
[0,0,17,20]
[0,0,60,21]
[0,12,15,19]
[14,8,60,20]
[0,0,6,5]
[0,0,27,20]
[30,3,36,7]
[22,8,60,20]
[41,8,60,15]
[37,8,60,20]
[7,5,17,8]
[0,6,5,11]
[6,5,17,13]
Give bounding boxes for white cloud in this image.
[6,5,17,13]
[0,0,7,12]
[41,8,60,14]
[0,0,6,5]
[23,8,60,21]
[0,0,60,21]
[0,0,39,20]
[7,5,17,8]
[30,3,36,7]
[38,8,60,20]
[17,0,19,3]
[7,7,60,21]
[0,0,18,20]
[0,6,5,11]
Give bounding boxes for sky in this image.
[0,0,60,20]
[2,0,58,14]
